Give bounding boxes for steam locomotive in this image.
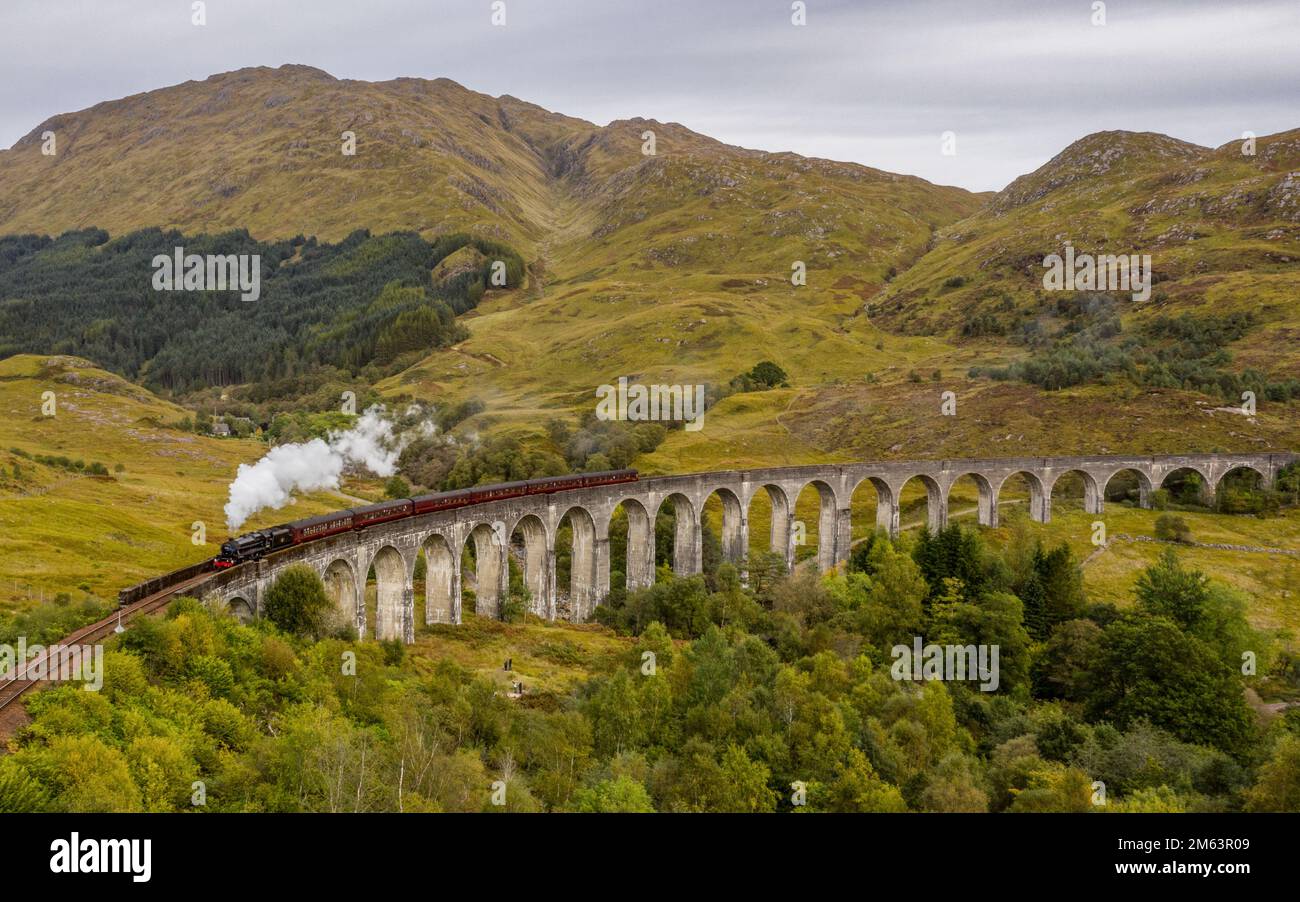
[214,469,638,568]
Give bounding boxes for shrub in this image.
[1277,462,1300,505]
[747,360,788,388]
[500,587,529,624]
[380,639,405,666]
[261,565,334,639]
[384,475,411,499]
[1154,514,1192,544]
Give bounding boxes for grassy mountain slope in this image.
[876,129,1300,360]
[0,65,980,259]
[2,68,1296,479]
[0,66,577,250]
[0,355,362,611]
[372,124,1300,468]
[0,65,995,462]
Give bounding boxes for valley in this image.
[2,67,1297,621]
[1,64,1298,818]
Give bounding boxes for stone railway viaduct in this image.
[195,452,1296,643]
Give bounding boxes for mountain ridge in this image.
[877,126,1300,351]
[0,64,981,254]
[1,66,1297,475]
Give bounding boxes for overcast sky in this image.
[2,0,1296,191]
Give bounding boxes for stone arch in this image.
[1215,464,1268,512]
[655,493,700,577]
[610,497,654,592]
[368,545,409,641]
[898,473,945,533]
[1158,464,1212,489]
[746,484,792,570]
[1158,466,1214,507]
[1101,468,1153,509]
[995,471,1049,522]
[946,472,997,527]
[465,522,506,619]
[1217,464,1267,493]
[702,486,746,570]
[850,476,895,538]
[226,596,253,623]
[1047,469,1102,515]
[509,514,550,619]
[838,476,882,565]
[421,534,458,625]
[557,505,598,622]
[793,479,839,571]
[322,558,360,632]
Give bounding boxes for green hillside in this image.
[1,67,1297,606]
[0,354,369,613]
[0,227,522,392]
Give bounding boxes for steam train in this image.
[214,469,638,568]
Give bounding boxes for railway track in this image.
[0,570,213,712]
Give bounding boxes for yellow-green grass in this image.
[371,187,1300,537]
[981,503,1300,633]
[876,129,1300,375]
[0,65,981,292]
[0,355,367,611]
[641,374,1299,475]
[0,67,593,254]
[364,580,635,695]
[378,275,954,434]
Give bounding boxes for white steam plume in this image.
[224,406,415,532]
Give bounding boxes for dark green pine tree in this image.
[1038,543,1086,629]
[914,523,988,603]
[953,527,988,599]
[1021,546,1049,640]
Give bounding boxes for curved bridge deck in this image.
[190,452,1296,642]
